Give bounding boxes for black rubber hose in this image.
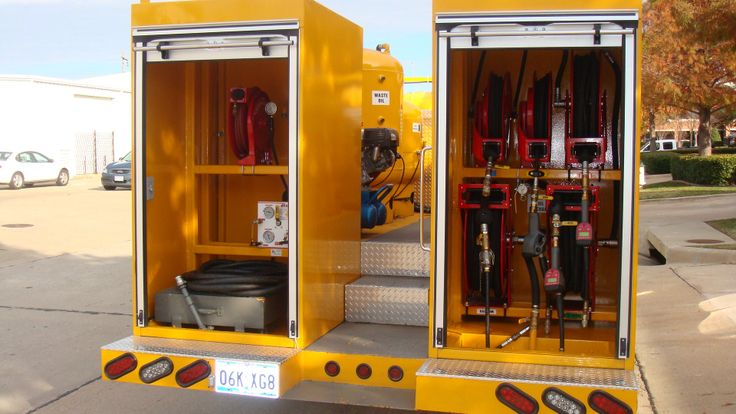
[488,74,505,138]
[539,254,549,274]
[555,50,569,100]
[485,267,491,348]
[268,117,288,199]
[391,153,420,204]
[513,50,529,111]
[370,158,395,186]
[389,154,406,209]
[581,247,590,302]
[573,53,600,138]
[181,260,288,297]
[557,294,565,351]
[524,255,541,308]
[470,51,487,118]
[534,75,552,138]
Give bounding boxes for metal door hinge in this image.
[619,338,628,357]
[289,320,296,337]
[436,328,444,347]
[146,177,154,200]
[137,310,144,325]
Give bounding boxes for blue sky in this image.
[0,0,432,81]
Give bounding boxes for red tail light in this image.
[589,390,632,414]
[139,357,174,384]
[496,383,539,414]
[104,353,138,380]
[175,359,211,388]
[324,361,340,377]
[356,363,372,380]
[387,365,404,382]
[542,388,586,414]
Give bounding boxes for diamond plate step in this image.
[361,241,429,277]
[345,276,429,327]
[416,359,638,390]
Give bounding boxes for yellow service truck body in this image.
[102,1,643,412]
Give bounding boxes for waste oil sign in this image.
[372,90,390,105]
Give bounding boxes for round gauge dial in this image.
[263,206,275,219]
[262,231,275,244]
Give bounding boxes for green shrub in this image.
[641,151,680,174]
[674,147,736,155]
[671,154,736,185]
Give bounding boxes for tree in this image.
[643,0,736,156]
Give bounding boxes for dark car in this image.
[101,151,131,190]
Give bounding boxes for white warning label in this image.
[412,122,422,133]
[372,90,390,105]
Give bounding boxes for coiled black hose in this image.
[181,260,288,297]
[524,256,541,308]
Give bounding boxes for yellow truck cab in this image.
[101,1,643,412]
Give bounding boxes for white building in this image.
[0,73,131,174]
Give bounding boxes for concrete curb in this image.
[647,222,736,264]
[640,192,736,203]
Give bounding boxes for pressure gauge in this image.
[516,183,529,196]
[262,231,275,244]
[263,206,275,219]
[265,102,278,116]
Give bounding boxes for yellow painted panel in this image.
[101,348,302,396]
[438,347,625,370]
[193,165,289,176]
[144,62,190,316]
[300,351,424,390]
[132,0,305,27]
[362,48,403,130]
[140,325,295,348]
[433,0,642,14]
[417,375,636,414]
[192,243,289,258]
[296,1,362,348]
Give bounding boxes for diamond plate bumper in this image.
[345,276,429,326]
[417,359,637,390]
[103,336,298,363]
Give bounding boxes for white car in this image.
[0,150,71,189]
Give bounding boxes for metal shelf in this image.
[193,242,288,258]
[462,167,622,181]
[193,164,288,176]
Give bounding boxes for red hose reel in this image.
[459,183,513,313]
[472,73,511,166]
[226,87,273,166]
[518,73,553,166]
[564,53,608,167]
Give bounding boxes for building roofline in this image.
[0,74,130,94]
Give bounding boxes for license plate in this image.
[113,175,125,183]
[214,360,279,398]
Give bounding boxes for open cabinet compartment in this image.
[131,1,363,349]
[432,10,639,367]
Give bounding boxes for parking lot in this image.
[0,176,397,414]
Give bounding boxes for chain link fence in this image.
[75,131,115,175]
